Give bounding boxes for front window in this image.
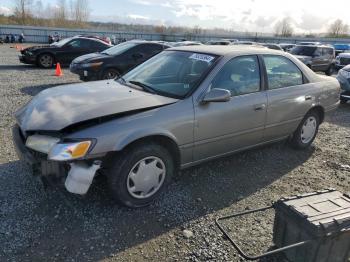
[102,42,137,55]
[290,46,316,56]
[51,37,72,47]
[211,55,260,96]
[121,51,218,98]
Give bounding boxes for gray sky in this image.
[1,0,349,33]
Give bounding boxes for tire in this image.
[340,98,348,104]
[37,53,54,68]
[325,64,335,76]
[290,111,320,149]
[102,68,119,80]
[107,143,175,207]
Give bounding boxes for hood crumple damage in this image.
[15,80,178,132]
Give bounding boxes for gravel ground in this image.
[0,44,349,262]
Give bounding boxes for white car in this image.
[336,51,350,69]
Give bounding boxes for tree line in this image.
[0,1,349,38]
[0,0,90,28]
[274,18,349,38]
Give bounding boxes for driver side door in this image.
[193,55,267,161]
[59,39,92,65]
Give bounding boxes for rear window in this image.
[290,46,316,56]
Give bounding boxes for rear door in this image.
[194,55,267,161]
[263,55,314,141]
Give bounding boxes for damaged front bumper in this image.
[12,125,101,195]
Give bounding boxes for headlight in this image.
[25,135,60,153]
[340,69,350,78]
[81,62,103,69]
[48,140,92,161]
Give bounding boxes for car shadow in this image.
[325,104,350,128]
[0,141,315,261]
[0,64,37,71]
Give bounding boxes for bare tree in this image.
[72,0,89,25]
[328,19,349,37]
[274,18,294,37]
[13,0,33,24]
[54,0,68,25]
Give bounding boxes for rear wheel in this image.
[38,53,54,68]
[107,143,174,207]
[290,111,320,149]
[102,68,119,80]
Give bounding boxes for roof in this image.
[167,45,282,56]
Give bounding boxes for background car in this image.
[19,36,112,68]
[290,45,336,75]
[261,43,283,51]
[333,43,350,56]
[171,41,203,47]
[233,41,257,45]
[336,65,350,104]
[298,42,322,46]
[335,51,350,69]
[279,43,296,52]
[14,46,340,207]
[70,40,169,81]
[206,40,231,45]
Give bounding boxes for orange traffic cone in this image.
[55,63,63,77]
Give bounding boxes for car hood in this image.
[72,52,109,64]
[342,65,350,72]
[15,80,178,132]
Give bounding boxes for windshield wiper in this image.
[128,80,157,94]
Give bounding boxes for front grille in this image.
[340,57,350,65]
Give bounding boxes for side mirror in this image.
[132,53,143,59]
[202,88,231,103]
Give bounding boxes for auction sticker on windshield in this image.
[189,53,215,63]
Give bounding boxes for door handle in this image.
[254,104,266,111]
[305,95,312,101]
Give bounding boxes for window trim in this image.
[261,54,307,90]
[210,55,263,97]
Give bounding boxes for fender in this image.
[113,127,179,151]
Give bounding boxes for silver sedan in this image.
[13,46,340,207]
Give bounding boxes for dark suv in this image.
[290,45,336,75]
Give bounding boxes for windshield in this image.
[51,37,72,47]
[290,46,316,56]
[102,42,137,55]
[120,51,218,99]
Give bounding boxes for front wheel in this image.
[38,53,54,68]
[290,111,320,149]
[102,68,119,80]
[107,143,175,207]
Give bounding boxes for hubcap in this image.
[127,156,166,199]
[40,55,52,67]
[301,116,317,144]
